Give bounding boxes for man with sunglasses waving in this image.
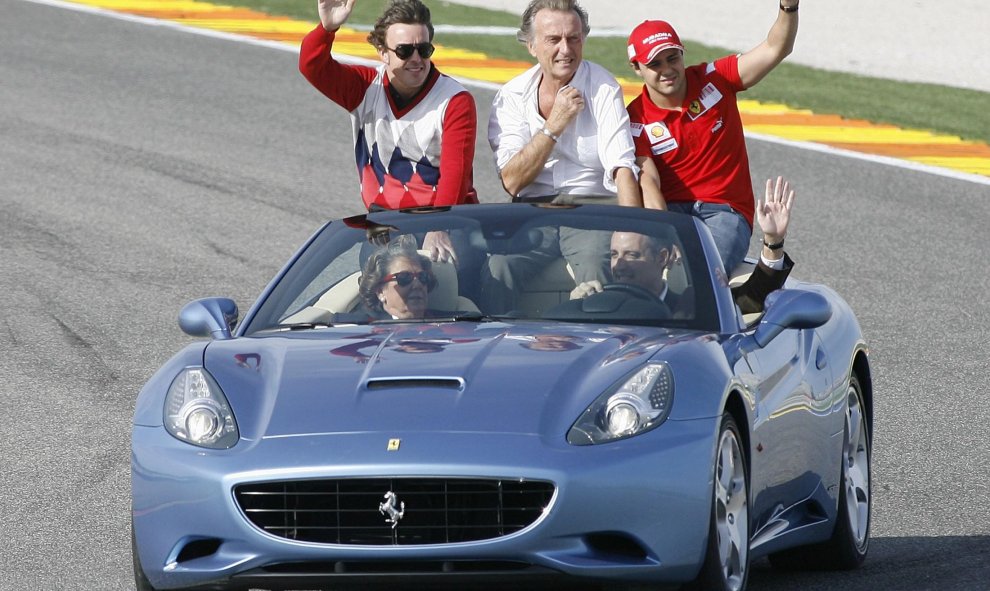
[300,0,478,264]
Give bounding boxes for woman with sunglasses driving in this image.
[353,243,440,320]
[300,0,478,225]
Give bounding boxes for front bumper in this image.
[132,419,717,590]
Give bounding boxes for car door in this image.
[744,324,834,537]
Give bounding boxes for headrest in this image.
[420,250,460,311]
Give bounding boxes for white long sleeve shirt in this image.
[489,61,637,200]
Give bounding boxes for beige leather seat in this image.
[425,252,479,313]
[728,260,763,325]
[515,258,577,317]
[728,260,756,288]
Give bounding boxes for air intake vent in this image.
[235,478,554,545]
[365,377,463,390]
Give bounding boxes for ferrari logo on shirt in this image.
[645,122,678,155]
[688,83,724,120]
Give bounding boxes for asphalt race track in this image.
[1,1,989,589]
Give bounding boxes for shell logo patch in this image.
[645,121,678,155]
[645,122,672,144]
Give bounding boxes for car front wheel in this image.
[686,412,749,591]
[827,373,871,566]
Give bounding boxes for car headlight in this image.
[567,363,674,445]
[164,367,238,449]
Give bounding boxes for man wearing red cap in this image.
[625,2,799,274]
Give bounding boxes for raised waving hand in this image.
[756,175,795,245]
[318,0,357,32]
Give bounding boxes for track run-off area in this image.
[36,0,990,181]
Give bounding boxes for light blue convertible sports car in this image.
[132,204,872,591]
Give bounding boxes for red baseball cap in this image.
[627,20,684,65]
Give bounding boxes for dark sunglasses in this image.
[382,270,435,289]
[387,42,435,60]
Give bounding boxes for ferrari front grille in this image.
[234,478,555,545]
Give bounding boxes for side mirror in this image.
[178,298,239,340]
[753,289,831,347]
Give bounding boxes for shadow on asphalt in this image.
[258,535,990,591]
[749,535,990,590]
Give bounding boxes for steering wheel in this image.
[602,282,660,302]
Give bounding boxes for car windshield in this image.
[243,204,720,334]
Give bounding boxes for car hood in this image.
[204,322,682,439]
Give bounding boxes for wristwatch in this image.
[539,127,560,143]
[780,2,799,12]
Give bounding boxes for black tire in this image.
[684,413,750,591]
[769,373,871,570]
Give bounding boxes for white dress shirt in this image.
[760,252,786,270]
[489,62,638,200]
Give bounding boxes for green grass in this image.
[238,0,990,143]
[589,37,990,144]
[232,0,518,26]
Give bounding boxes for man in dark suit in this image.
[567,176,795,316]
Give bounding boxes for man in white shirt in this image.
[489,0,639,204]
[481,0,640,313]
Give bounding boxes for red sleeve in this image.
[299,25,377,111]
[435,90,478,205]
[626,100,653,158]
[633,133,652,158]
[712,55,744,92]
